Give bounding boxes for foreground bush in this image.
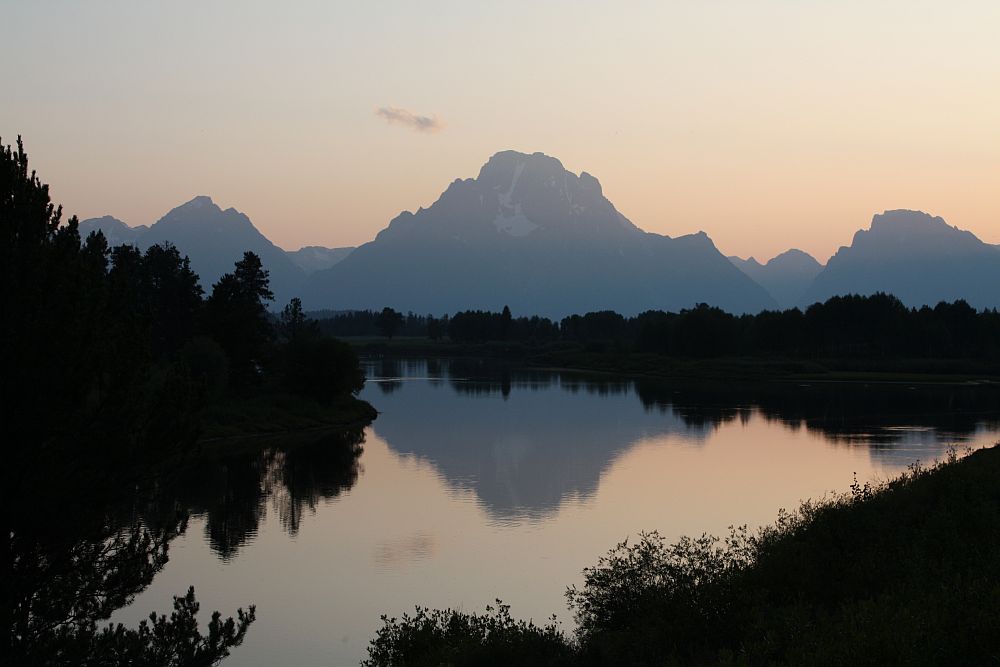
[363,602,573,667]
[365,446,1000,665]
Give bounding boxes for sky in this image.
[3,1,998,262]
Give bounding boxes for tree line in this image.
[316,295,1000,359]
[564,296,1000,359]
[2,137,366,664]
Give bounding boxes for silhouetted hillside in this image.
[303,151,777,316]
[802,210,1000,308]
[730,249,823,309]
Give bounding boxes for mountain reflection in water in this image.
[113,359,1000,667]
[366,358,1000,521]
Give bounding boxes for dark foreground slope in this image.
[364,445,1000,666]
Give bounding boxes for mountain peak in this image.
[802,210,1000,308]
[767,248,822,269]
[179,195,218,210]
[478,150,566,180]
[869,209,950,234]
[729,248,823,309]
[89,214,128,226]
[305,150,776,315]
[730,255,764,269]
[468,150,639,239]
[78,215,148,246]
[158,196,259,231]
[843,209,985,258]
[377,150,640,243]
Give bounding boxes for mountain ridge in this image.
[81,196,306,305]
[302,150,777,316]
[729,249,824,309]
[76,164,1000,316]
[287,245,355,273]
[800,209,1000,308]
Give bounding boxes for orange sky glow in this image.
[3,1,998,262]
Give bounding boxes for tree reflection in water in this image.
[363,359,1000,522]
[142,425,366,561]
[9,426,365,663]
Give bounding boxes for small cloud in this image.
[375,106,443,133]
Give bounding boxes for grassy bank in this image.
[364,445,1000,666]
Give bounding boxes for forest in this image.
[2,137,372,664]
[317,296,1000,361]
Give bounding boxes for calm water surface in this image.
[114,359,1000,665]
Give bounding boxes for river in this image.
[114,358,1000,665]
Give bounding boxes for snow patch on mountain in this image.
[493,206,539,237]
[496,159,526,208]
[493,158,539,236]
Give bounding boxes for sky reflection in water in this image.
[114,359,1000,666]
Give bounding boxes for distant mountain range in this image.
[79,215,148,246]
[300,151,776,316]
[78,156,1000,315]
[286,245,354,273]
[729,249,824,310]
[80,198,350,305]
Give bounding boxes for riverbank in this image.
[530,349,1000,383]
[197,392,377,441]
[350,337,1000,384]
[364,443,1000,665]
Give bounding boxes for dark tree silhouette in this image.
[500,305,513,340]
[375,306,405,339]
[274,297,365,401]
[279,297,309,342]
[1,137,254,665]
[426,314,447,341]
[431,298,1000,362]
[141,243,204,358]
[206,252,275,385]
[316,310,444,338]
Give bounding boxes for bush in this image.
[280,337,365,402]
[567,530,753,664]
[363,602,574,667]
[365,446,1000,665]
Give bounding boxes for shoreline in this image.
[195,392,378,448]
[350,338,1000,385]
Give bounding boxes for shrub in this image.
[281,337,365,402]
[365,446,1000,665]
[363,602,574,667]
